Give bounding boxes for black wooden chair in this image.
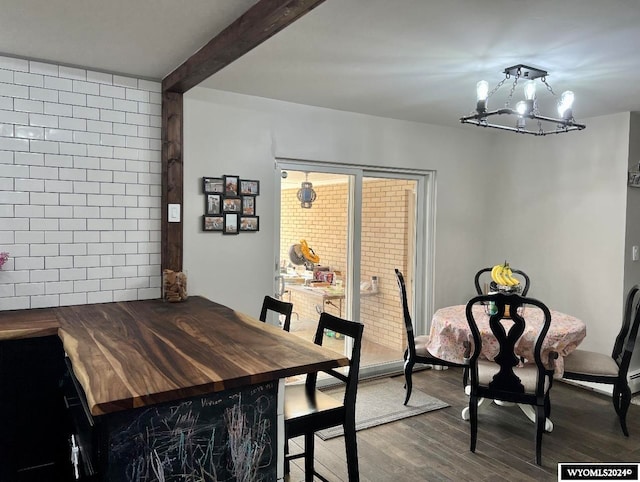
[395,269,468,404]
[474,266,531,296]
[562,284,640,436]
[465,292,554,465]
[284,312,364,482]
[259,295,293,332]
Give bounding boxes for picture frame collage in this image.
[202,175,260,234]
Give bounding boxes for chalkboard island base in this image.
[64,358,278,481]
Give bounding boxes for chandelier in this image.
[460,64,586,136]
[297,172,317,208]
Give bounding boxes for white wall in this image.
[0,55,162,310]
[183,88,495,319]
[625,112,640,371]
[486,113,630,353]
[184,88,637,358]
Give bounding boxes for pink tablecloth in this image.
[426,304,587,377]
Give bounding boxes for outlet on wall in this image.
[633,245,639,262]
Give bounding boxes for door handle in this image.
[275,275,285,298]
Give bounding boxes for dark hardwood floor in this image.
[287,367,640,481]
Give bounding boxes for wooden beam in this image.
[161,0,326,275]
[161,91,183,272]
[162,0,328,93]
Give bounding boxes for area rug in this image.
[316,377,449,440]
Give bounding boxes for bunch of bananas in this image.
[491,262,520,287]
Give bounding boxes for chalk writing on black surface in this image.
[107,381,277,481]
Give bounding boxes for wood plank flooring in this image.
[287,367,640,481]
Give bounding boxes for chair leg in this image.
[545,392,551,419]
[469,394,478,453]
[619,383,632,436]
[462,367,469,389]
[284,438,290,475]
[535,404,545,465]
[304,432,315,482]
[612,383,622,416]
[343,418,360,482]
[404,359,415,405]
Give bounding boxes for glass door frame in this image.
[274,159,436,373]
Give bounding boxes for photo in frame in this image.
[223,197,242,212]
[205,194,221,215]
[240,179,260,195]
[223,175,239,196]
[224,213,239,234]
[240,216,259,232]
[203,215,224,231]
[203,177,224,194]
[242,196,255,215]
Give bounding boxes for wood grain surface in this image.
[0,307,60,340]
[56,296,348,416]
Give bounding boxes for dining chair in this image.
[284,312,364,482]
[474,266,531,296]
[259,295,293,331]
[465,292,554,465]
[562,284,640,436]
[395,269,469,404]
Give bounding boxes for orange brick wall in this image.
[281,178,416,351]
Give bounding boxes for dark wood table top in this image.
[0,307,60,340]
[54,296,348,416]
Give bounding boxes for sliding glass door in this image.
[274,160,432,375]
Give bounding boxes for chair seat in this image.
[563,349,619,377]
[414,334,433,357]
[477,360,550,394]
[285,384,344,426]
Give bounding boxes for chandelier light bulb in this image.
[476,80,489,101]
[524,80,536,101]
[516,100,528,116]
[557,90,575,118]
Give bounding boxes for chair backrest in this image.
[306,312,364,410]
[259,295,294,332]
[611,284,640,376]
[474,266,531,296]
[466,292,551,398]
[394,269,417,359]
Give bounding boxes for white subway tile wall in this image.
[0,56,162,310]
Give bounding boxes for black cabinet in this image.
[0,336,74,481]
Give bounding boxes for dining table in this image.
[426,303,587,431]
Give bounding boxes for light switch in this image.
[168,204,181,223]
[633,245,639,262]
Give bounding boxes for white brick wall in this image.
[0,56,162,310]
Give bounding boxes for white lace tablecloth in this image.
[426,304,587,377]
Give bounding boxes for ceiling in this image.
[3,0,640,129]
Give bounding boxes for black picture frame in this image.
[240,216,259,232]
[242,196,255,215]
[203,215,224,231]
[223,213,239,235]
[223,175,239,196]
[240,179,260,196]
[205,194,221,215]
[203,177,224,194]
[222,197,242,213]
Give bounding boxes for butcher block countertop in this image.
[0,307,60,340]
[1,296,348,416]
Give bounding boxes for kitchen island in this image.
[0,296,348,481]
